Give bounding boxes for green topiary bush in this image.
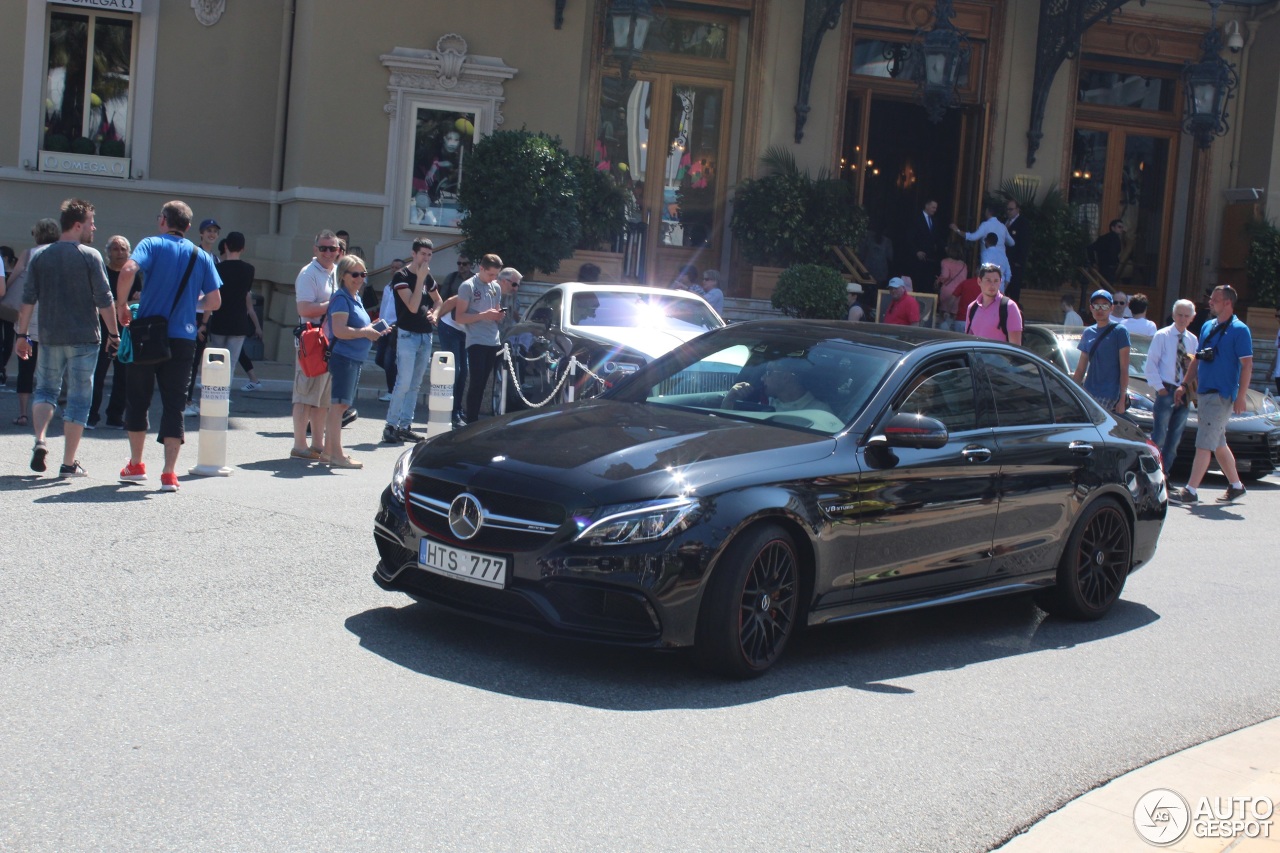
[1246,218,1280,308]
[571,155,626,251]
[458,130,581,275]
[731,147,867,268]
[771,263,848,319]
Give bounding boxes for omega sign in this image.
[40,150,131,179]
[47,0,139,9]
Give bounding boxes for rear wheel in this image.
[694,524,802,678]
[1039,498,1131,619]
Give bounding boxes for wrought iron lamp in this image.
[912,0,970,123]
[610,0,653,85]
[1182,0,1239,150]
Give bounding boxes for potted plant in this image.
[457,129,581,276]
[1245,218,1280,337]
[537,155,629,283]
[771,263,848,319]
[731,147,866,297]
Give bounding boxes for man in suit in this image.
[1004,199,1030,302]
[909,199,942,294]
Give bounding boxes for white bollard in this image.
[189,347,233,476]
[425,350,455,438]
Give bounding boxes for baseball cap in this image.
[199,218,220,232]
[1090,289,1114,304]
[888,277,905,290]
[846,282,863,294]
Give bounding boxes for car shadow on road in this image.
[344,595,1159,710]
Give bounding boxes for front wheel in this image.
[1039,498,1131,620]
[694,524,802,678]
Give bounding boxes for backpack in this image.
[296,321,331,377]
[966,295,1010,341]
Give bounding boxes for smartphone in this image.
[372,319,390,333]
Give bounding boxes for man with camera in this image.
[1174,285,1253,504]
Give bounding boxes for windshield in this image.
[1057,330,1150,378]
[609,328,901,435]
[569,291,722,334]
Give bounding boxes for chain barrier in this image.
[498,344,584,409]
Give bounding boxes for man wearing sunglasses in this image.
[1072,289,1131,416]
[290,229,339,460]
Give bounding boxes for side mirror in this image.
[868,412,949,450]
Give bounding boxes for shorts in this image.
[327,351,362,406]
[33,343,98,426]
[292,361,332,407]
[1195,392,1232,451]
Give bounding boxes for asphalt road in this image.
[1,387,1277,852]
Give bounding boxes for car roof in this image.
[555,282,708,302]
[722,319,976,353]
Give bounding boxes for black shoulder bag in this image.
[130,249,199,366]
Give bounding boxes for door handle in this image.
[961,445,992,463]
[1069,441,1094,456]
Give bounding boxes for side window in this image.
[897,357,978,432]
[527,290,562,326]
[978,352,1052,427]
[1043,370,1090,424]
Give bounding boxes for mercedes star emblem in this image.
[448,493,484,540]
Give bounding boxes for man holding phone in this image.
[381,238,442,444]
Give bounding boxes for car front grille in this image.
[405,474,567,551]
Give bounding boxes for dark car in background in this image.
[374,323,1167,677]
[493,283,724,413]
[1023,324,1280,479]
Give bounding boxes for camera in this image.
[1195,347,1217,363]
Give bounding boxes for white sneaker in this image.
[242,380,263,391]
[182,402,200,417]
[378,392,393,402]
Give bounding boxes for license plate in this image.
[418,537,508,589]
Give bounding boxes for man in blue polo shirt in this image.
[1173,284,1253,504]
[1072,288,1131,415]
[115,199,223,493]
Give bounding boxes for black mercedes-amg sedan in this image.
[373,322,1167,677]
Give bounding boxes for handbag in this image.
[130,249,199,366]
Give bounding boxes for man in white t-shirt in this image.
[290,229,339,459]
[1121,292,1157,338]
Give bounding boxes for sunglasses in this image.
[1091,303,1112,310]
[316,245,340,252]
[1115,300,1127,304]
[457,261,471,266]
[347,271,369,278]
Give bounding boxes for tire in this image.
[1040,498,1131,620]
[694,524,802,678]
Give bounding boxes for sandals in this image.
[13,415,29,426]
[289,447,323,460]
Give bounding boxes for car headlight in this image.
[574,497,700,546]
[1262,394,1278,416]
[390,448,413,503]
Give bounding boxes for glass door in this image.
[1070,125,1176,302]
[596,74,730,285]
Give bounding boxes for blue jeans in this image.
[1150,389,1190,472]
[437,321,467,419]
[387,329,432,428]
[33,343,98,426]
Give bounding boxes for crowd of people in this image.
[0,194,1266,506]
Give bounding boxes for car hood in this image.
[414,400,838,505]
[570,325,704,360]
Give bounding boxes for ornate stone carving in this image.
[191,0,226,27]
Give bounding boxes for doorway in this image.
[843,94,976,284]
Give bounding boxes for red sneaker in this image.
[120,461,147,482]
[160,472,180,493]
